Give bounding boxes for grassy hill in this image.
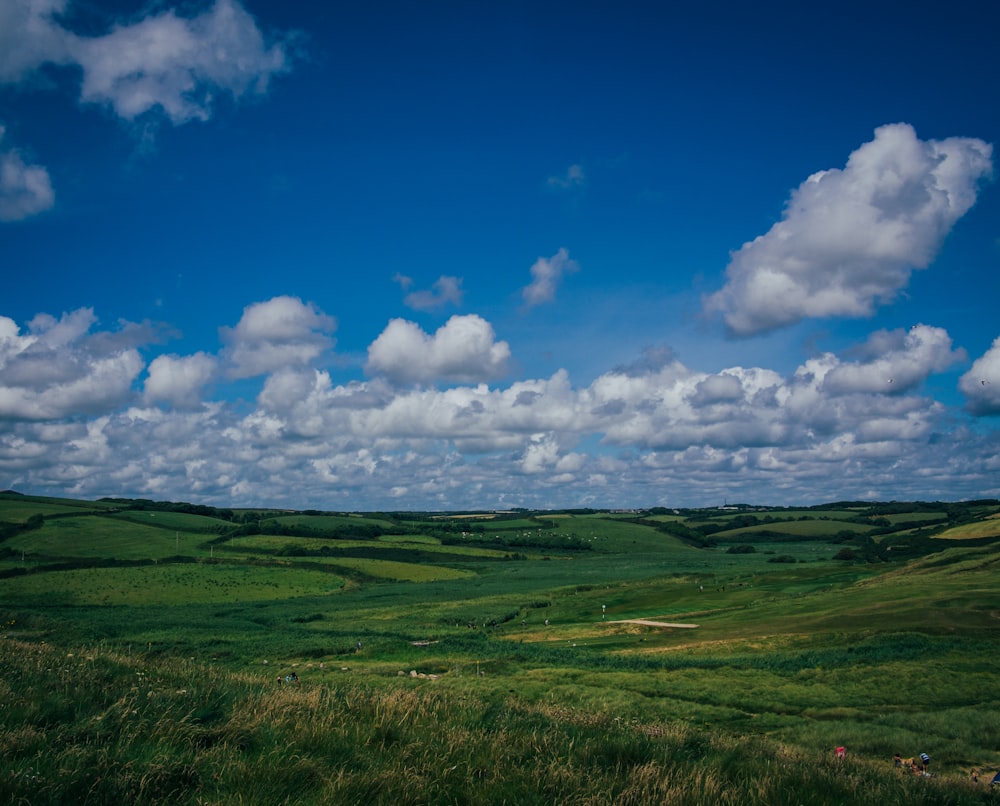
[2,492,999,804]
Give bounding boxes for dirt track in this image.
[608,619,699,629]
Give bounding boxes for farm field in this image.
[2,491,1000,804]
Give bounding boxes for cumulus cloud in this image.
[220,296,336,379]
[520,433,561,474]
[3,304,994,510]
[143,352,217,408]
[71,0,290,123]
[394,274,463,311]
[0,0,291,124]
[688,373,744,406]
[0,127,55,221]
[584,360,789,451]
[821,325,964,394]
[705,124,993,336]
[521,248,579,308]
[0,309,146,420]
[960,337,1000,415]
[366,314,511,385]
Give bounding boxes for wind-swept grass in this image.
[2,636,995,805]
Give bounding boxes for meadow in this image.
[2,492,999,804]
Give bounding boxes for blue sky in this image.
[2,0,999,510]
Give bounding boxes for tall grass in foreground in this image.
[3,636,997,805]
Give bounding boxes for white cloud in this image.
[220,296,336,379]
[71,0,290,123]
[366,314,511,385]
[0,0,291,124]
[704,124,993,336]
[143,352,217,408]
[0,0,73,82]
[0,127,55,221]
[396,274,464,311]
[3,304,997,509]
[521,247,579,308]
[821,325,964,394]
[0,1,292,223]
[0,309,145,420]
[959,337,1000,415]
[520,433,562,474]
[688,373,744,406]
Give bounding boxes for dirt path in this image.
[608,619,699,629]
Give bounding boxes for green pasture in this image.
[311,556,476,582]
[882,511,948,524]
[1,491,117,508]
[104,509,231,532]
[0,499,108,521]
[554,515,695,552]
[225,534,355,553]
[271,513,400,530]
[641,513,687,523]
[223,533,513,560]
[713,520,874,538]
[472,516,563,531]
[783,508,869,520]
[378,532,439,544]
[697,508,866,523]
[2,562,345,606]
[2,493,1000,802]
[5,516,208,560]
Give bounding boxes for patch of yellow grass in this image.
[933,521,1000,539]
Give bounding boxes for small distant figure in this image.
[276,675,283,685]
[356,641,363,652]
[893,753,902,767]
[835,746,846,760]
[920,753,930,774]
[544,619,549,626]
[972,769,979,783]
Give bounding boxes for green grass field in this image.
[1,562,346,605]
[5,516,209,560]
[714,519,875,538]
[2,492,1000,804]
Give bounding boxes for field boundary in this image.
[608,619,699,629]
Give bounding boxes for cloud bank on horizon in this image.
[2,0,999,510]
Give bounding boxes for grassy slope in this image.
[2,496,1000,803]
